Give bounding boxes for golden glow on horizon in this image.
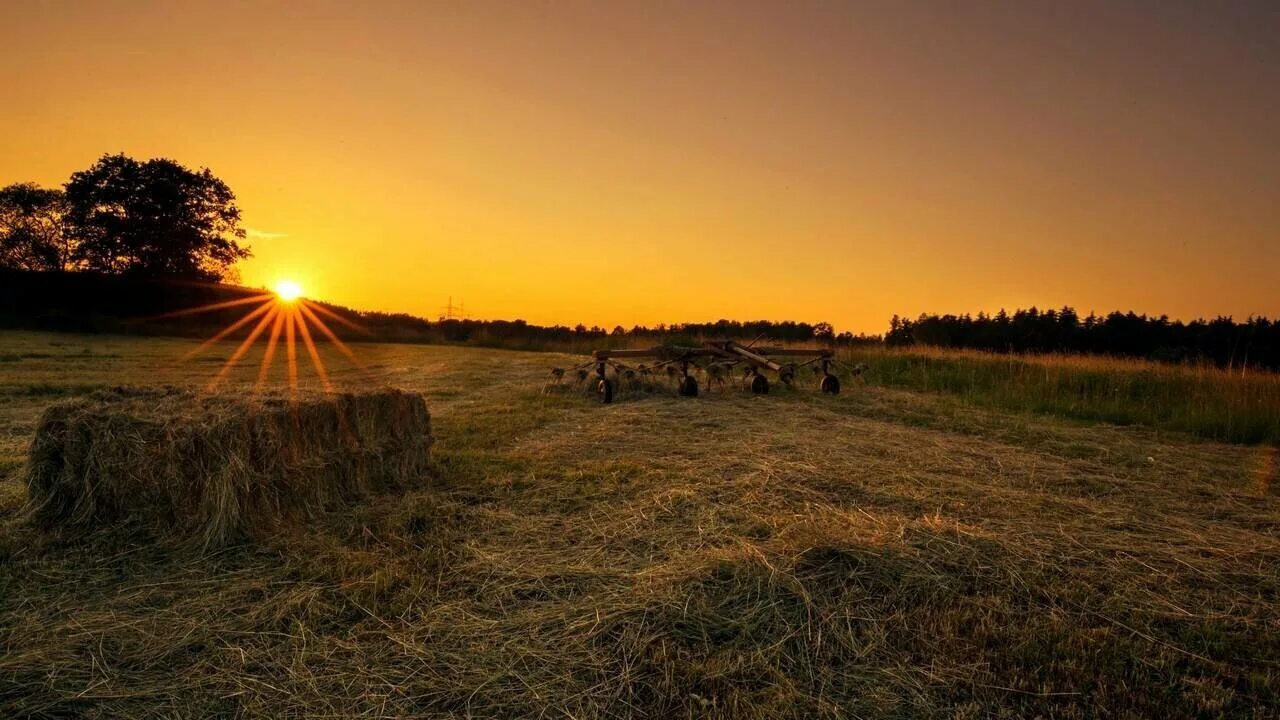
[2,4,1278,332]
[274,280,303,303]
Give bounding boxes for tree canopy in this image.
[1,154,250,281]
[0,183,71,272]
[64,154,248,280]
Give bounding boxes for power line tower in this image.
[438,296,468,321]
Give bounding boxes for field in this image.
[1,330,1277,718]
[841,346,1280,446]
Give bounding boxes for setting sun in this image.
[274,280,302,302]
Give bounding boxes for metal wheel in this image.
[750,373,770,394]
[597,377,614,404]
[820,373,840,395]
[678,375,699,397]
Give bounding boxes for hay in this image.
[4,338,1278,717]
[24,386,432,547]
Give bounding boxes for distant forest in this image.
[887,308,1280,372]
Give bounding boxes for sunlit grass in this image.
[840,345,1280,444]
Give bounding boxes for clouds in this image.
[245,227,287,240]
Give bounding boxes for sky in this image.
[2,1,1277,334]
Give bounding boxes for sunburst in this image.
[274,279,303,302]
[151,281,367,394]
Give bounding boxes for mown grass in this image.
[841,345,1280,445]
[0,330,1276,718]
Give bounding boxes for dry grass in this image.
[24,386,431,548]
[0,330,1277,718]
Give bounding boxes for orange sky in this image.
[3,1,1277,333]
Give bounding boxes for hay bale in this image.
[24,386,432,547]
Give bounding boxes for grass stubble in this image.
[0,331,1276,718]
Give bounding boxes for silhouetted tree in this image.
[0,183,72,271]
[885,315,912,346]
[64,154,249,280]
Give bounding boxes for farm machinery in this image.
[551,339,862,404]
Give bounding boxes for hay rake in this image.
[551,339,855,404]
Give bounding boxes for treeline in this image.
[298,309,880,351]
[4,270,1278,371]
[887,307,1280,371]
[0,271,276,336]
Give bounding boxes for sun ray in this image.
[207,305,278,391]
[285,307,299,397]
[181,299,276,361]
[255,308,286,390]
[144,293,274,321]
[295,308,333,392]
[300,299,370,335]
[296,301,366,369]
[161,283,367,394]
